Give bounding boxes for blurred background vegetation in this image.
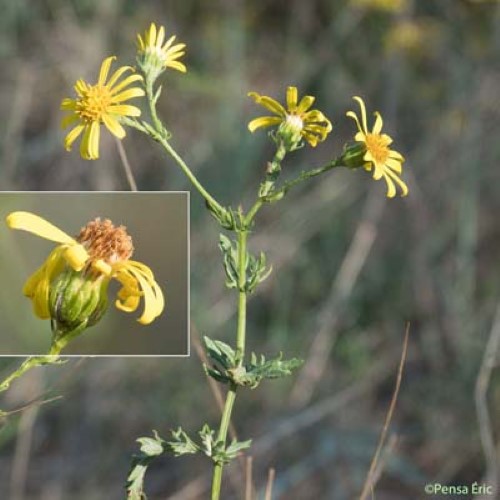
[0,0,499,498]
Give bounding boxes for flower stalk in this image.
[0,353,65,399]
[142,76,226,217]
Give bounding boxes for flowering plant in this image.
[1,20,408,500]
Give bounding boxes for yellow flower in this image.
[137,22,187,74]
[346,96,408,198]
[6,212,164,325]
[248,86,332,148]
[61,56,145,160]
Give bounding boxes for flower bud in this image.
[136,23,187,84]
[49,268,109,339]
[339,141,368,169]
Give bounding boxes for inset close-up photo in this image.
[0,192,189,356]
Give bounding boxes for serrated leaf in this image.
[204,364,232,384]
[225,439,252,457]
[219,234,239,289]
[137,437,164,457]
[126,461,148,500]
[203,336,236,369]
[214,340,236,363]
[167,427,200,456]
[231,353,304,388]
[199,424,216,457]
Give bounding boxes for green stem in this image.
[211,386,237,500]
[0,348,63,396]
[259,142,287,198]
[245,199,263,226]
[211,229,248,500]
[144,77,224,215]
[235,230,248,363]
[264,158,343,201]
[156,134,223,213]
[145,77,163,132]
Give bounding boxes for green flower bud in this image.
[49,268,109,340]
[340,141,368,169]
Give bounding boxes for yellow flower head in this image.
[248,86,332,148]
[137,22,187,76]
[346,96,408,198]
[6,212,164,326]
[61,56,145,160]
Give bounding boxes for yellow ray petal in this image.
[115,289,141,313]
[301,132,319,147]
[156,25,165,48]
[386,157,403,173]
[7,212,77,245]
[64,124,85,150]
[63,243,89,271]
[61,98,76,111]
[137,34,145,51]
[111,88,145,103]
[98,56,116,86]
[296,95,315,113]
[248,116,282,132]
[347,110,363,135]
[23,246,67,319]
[109,74,144,96]
[61,113,79,129]
[107,66,135,89]
[166,61,187,72]
[389,149,404,161]
[115,262,164,324]
[383,173,397,198]
[248,92,286,117]
[384,168,409,197]
[163,35,178,51]
[80,124,92,160]
[164,44,186,55]
[102,114,126,139]
[372,111,384,135]
[88,121,100,160]
[286,86,298,110]
[107,104,142,117]
[148,23,157,46]
[353,96,368,134]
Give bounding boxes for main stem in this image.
[211,228,248,500]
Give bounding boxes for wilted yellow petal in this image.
[7,212,77,245]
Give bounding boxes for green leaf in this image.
[167,427,200,456]
[137,436,164,457]
[198,424,217,458]
[219,234,239,289]
[126,461,148,500]
[245,251,272,293]
[225,439,252,458]
[203,336,236,369]
[231,353,304,389]
[213,438,252,464]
